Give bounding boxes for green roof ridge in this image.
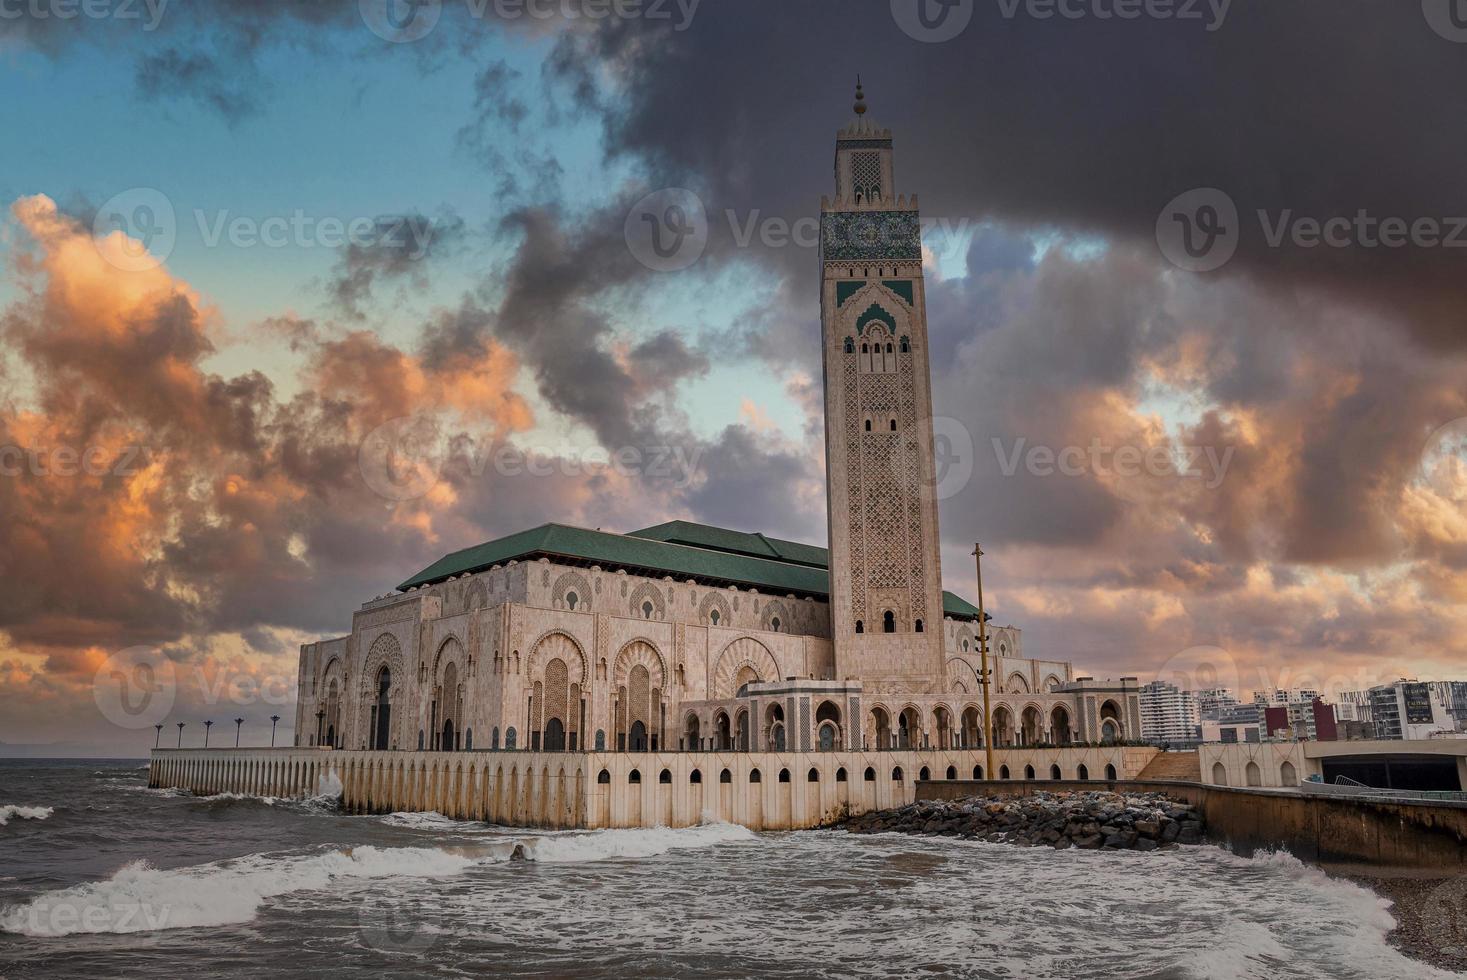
[399,519,985,620]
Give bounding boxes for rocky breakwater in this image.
[837,791,1206,851]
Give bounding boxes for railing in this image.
[1296,777,1467,805]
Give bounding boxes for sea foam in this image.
[523,820,756,863]
[0,845,479,937]
[0,805,54,827]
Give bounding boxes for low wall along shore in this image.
[148,746,1155,832]
[918,779,1467,869]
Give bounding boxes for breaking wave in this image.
[523,820,756,862]
[0,805,54,827]
[0,845,479,937]
[0,822,755,937]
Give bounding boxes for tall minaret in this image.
[820,79,946,693]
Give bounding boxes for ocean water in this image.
[0,759,1453,979]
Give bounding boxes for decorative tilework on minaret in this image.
[820,80,946,693]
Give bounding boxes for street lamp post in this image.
[270,715,281,747]
[176,722,185,748]
[154,724,163,749]
[973,543,996,782]
[234,718,244,748]
[204,720,213,748]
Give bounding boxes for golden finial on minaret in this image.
[853,75,866,116]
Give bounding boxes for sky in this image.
[2,0,1466,755]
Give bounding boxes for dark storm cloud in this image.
[554,1,1467,350]
[327,211,466,319]
[135,47,261,122]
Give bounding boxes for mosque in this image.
[290,85,1144,798]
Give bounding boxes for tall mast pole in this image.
[974,543,995,780]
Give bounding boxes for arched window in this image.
[855,620,864,633]
[919,766,931,781]
[505,727,517,749]
[900,336,910,353]
[889,419,897,431]
[1050,764,1062,780]
[946,765,957,780]
[597,768,610,784]
[861,343,869,353]
[1077,764,1089,780]
[863,766,876,782]
[642,601,654,619]
[492,726,500,750]
[566,591,578,610]
[778,768,791,783]
[1024,765,1036,780]
[659,769,672,784]
[1105,763,1118,781]
[629,769,642,784]
[749,768,762,783]
[690,768,703,784]
[883,610,895,633]
[914,619,923,633]
[844,337,854,354]
[720,768,732,784]
[594,729,605,751]
[885,342,892,354]
[464,728,473,751]
[892,766,904,781]
[973,765,983,780]
[417,729,425,750]
[770,617,780,632]
[836,767,848,782]
[865,419,872,432]
[1000,765,1011,779]
[807,767,819,782]
[710,609,720,626]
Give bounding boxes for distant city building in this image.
[1346,680,1461,740]
[1200,719,1261,744]
[1138,681,1200,745]
[1263,699,1337,741]
[1195,687,1239,721]
[1253,688,1321,707]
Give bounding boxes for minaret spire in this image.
[853,75,867,116]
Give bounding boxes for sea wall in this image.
[148,745,1154,831]
[918,779,1467,869]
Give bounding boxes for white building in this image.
[1138,681,1200,746]
[1196,687,1239,721]
[1346,680,1459,740]
[291,85,1145,765]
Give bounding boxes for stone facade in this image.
[149,744,1158,831]
[241,91,1156,832]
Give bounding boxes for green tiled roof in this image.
[398,520,984,620]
